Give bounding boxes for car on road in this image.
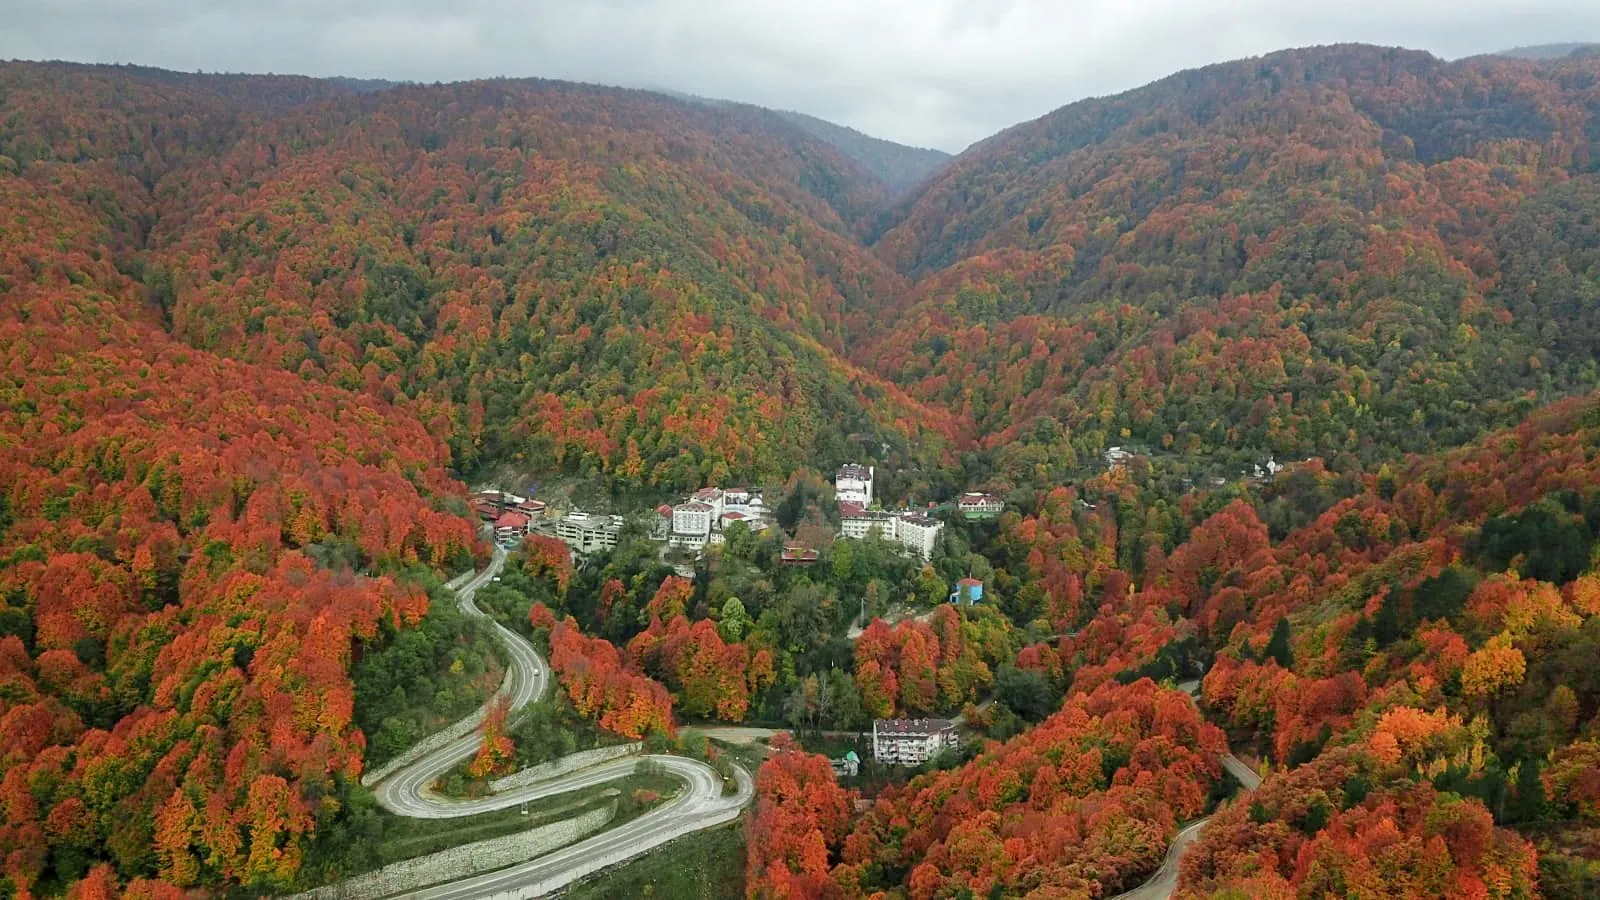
[531,667,541,676]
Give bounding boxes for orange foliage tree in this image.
[543,616,674,739]
[745,735,855,899]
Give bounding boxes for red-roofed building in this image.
[957,492,1004,520]
[952,578,985,605]
[494,511,531,541]
[780,545,820,566]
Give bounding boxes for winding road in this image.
[1108,681,1262,900]
[363,545,754,899]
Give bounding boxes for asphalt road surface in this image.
[1108,684,1263,900]
[361,545,753,897]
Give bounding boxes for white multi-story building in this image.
[690,488,725,521]
[836,464,874,507]
[894,514,943,560]
[672,502,713,537]
[1104,446,1135,470]
[840,505,896,540]
[838,505,943,560]
[670,501,714,551]
[555,512,622,554]
[872,718,959,766]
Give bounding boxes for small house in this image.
[950,577,984,606]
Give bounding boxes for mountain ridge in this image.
[858,42,1600,486]
[653,88,952,194]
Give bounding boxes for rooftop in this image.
[494,511,530,528]
[837,463,874,481]
[780,545,820,563]
[899,514,939,527]
[874,718,957,736]
[474,489,527,504]
[677,501,713,513]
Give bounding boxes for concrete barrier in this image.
[471,805,745,899]
[290,804,615,900]
[489,743,641,794]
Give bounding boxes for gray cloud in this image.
[5,0,1600,151]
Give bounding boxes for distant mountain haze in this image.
[654,89,952,194]
[1492,42,1600,58]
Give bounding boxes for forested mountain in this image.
[6,41,1600,899]
[1495,43,1600,60]
[0,62,960,496]
[754,386,1600,898]
[864,44,1600,487]
[0,60,952,896]
[657,91,951,193]
[0,67,479,894]
[770,108,951,194]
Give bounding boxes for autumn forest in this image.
[3,42,1600,899]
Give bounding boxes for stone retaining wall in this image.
[489,743,641,793]
[290,804,614,900]
[475,806,745,899]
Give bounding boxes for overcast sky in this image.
[5,1,1599,151]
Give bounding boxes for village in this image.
[468,465,1006,769]
[469,463,1005,573]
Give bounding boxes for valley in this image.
[2,41,1600,900]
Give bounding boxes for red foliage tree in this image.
[546,618,674,739]
[746,735,855,899]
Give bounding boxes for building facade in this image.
[840,506,896,540]
[950,577,985,605]
[555,512,622,554]
[894,514,943,560]
[957,492,1004,520]
[836,464,875,507]
[690,488,725,521]
[493,511,531,542]
[872,718,959,766]
[670,501,714,550]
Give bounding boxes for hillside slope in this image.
[0,74,480,895]
[0,63,959,494]
[656,91,951,194]
[1494,43,1600,60]
[866,44,1600,486]
[771,108,950,194]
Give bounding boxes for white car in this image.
[492,576,501,582]
[531,667,541,677]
